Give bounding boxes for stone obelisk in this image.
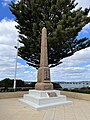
[35,27,53,90]
[20,27,72,110]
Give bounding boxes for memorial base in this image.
[35,82,53,90]
[19,90,72,110]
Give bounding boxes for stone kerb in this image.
[61,91,90,101]
[0,91,90,101]
[0,91,28,99]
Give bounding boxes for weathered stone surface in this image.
[40,27,48,67]
[35,83,53,90]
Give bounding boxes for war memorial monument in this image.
[20,27,72,110]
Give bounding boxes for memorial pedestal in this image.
[20,90,72,110]
[35,82,53,90]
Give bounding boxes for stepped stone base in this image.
[19,90,72,110]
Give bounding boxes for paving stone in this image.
[0,98,90,120]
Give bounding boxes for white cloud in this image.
[0,19,30,80]
[1,0,21,6]
[80,23,90,35]
[51,47,90,82]
[24,71,30,74]
[75,0,90,16]
[15,0,21,3]
[76,0,90,9]
[0,19,18,46]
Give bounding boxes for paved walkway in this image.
[0,98,90,120]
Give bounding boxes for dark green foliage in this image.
[16,80,25,87]
[52,82,62,89]
[0,79,36,92]
[10,0,90,69]
[0,78,13,88]
[0,78,24,88]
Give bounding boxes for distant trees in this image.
[0,78,24,88]
[52,82,62,89]
[0,78,62,90]
[0,78,13,88]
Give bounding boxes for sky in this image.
[0,0,90,82]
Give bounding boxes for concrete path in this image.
[0,98,90,120]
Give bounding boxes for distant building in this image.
[59,81,90,89]
[24,81,32,85]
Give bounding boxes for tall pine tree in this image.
[10,0,90,69]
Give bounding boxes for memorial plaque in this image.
[44,69,50,80]
[47,92,57,97]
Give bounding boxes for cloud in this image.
[75,0,90,9]
[81,23,90,34]
[15,0,21,3]
[0,18,37,81]
[75,0,90,16]
[0,19,18,46]
[51,47,90,82]
[1,0,12,6]
[24,71,30,74]
[0,19,30,80]
[1,0,21,6]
